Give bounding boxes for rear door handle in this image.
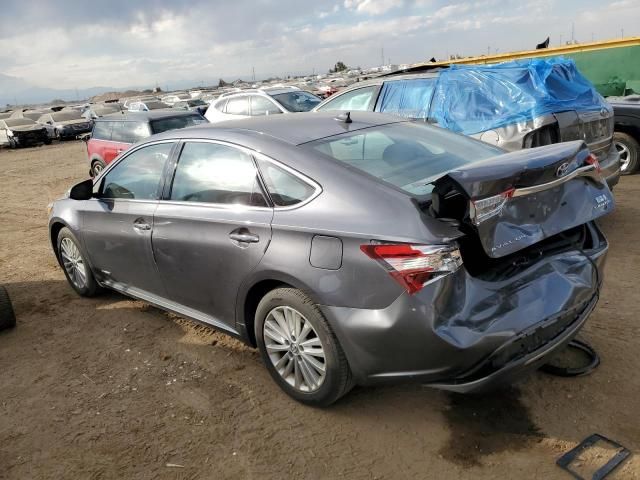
[133,218,151,231]
[229,229,260,243]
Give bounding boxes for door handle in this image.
[133,218,151,231]
[229,229,260,243]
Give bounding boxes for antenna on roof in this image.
[336,111,352,124]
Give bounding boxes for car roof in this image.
[152,111,408,145]
[98,110,200,122]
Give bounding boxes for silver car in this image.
[48,112,613,405]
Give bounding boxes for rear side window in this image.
[316,86,377,111]
[225,97,249,115]
[257,158,317,207]
[92,121,112,140]
[375,78,436,119]
[170,142,267,207]
[150,115,207,134]
[111,121,150,143]
[100,143,173,200]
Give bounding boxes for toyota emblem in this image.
[556,162,570,177]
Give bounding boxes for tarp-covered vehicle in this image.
[315,58,621,188]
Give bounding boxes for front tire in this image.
[255,288,353,406]
[57,227,100,297]
[0,285,16,330]
[614,132,639,175]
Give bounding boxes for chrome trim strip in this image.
[511,164,600,198]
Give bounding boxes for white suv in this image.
[204,87,321,123]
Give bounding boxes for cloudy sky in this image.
[0,0,638,90]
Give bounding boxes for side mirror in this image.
[69,179,94,200]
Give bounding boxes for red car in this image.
[85,110,207,176]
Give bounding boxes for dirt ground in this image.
[0,141,639,480]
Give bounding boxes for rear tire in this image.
[614,131,639,175]
[44,137,52,145]
[255,288,353,406]
[0,286,16,330]
[57,227,100,297]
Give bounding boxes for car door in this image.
[81,140,177,298]
[152,140,273,330]
[107,121,140,163]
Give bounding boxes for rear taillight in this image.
[585,153,601,173]
[360,243,462,294]
[469,188,515,226]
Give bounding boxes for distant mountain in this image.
[0,73,117,107]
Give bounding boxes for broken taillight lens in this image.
[469,188,515,226]
[360,243,462,294]
[585,153,601,173]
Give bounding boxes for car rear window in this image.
[306,122,503,196]
[150,115,207,134]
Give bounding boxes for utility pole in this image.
[571,22,575,44]
[621,28,624,38]
[560,34,563,45]
[487,45,490,56]
[252,66,255,82]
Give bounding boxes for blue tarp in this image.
[374,58,609,135]
[429,58,610,135]
[377,78,436,119]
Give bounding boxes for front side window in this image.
[100,142,173,200]
[250,96,282,116]
[316,86,377,112]
[170,142,267,207]
[257,158,317,207]
[224,97,250,115]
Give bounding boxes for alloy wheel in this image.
[616,141,631,173]
[93,162,104,176]
[263,306,327,392]
[60,237,88,289]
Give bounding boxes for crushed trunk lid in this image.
[431,140,614,258]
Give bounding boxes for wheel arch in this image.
[237,273,322,347]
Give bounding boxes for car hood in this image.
[7,125,46,132]
[431,141,614,258]
[56,119,91,127]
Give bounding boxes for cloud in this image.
[343,0,404,15]
[0,0,635,92]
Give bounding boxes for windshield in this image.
[271,91,321,112]
[5,118,36,127]
[150,114,208,134]
[306,122,504,196]
[52,112,83,122]
[188,99,206,106]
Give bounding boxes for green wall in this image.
[568,45,640,96]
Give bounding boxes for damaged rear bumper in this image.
[320,222,607,391]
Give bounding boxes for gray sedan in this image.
[48,112,613,405]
